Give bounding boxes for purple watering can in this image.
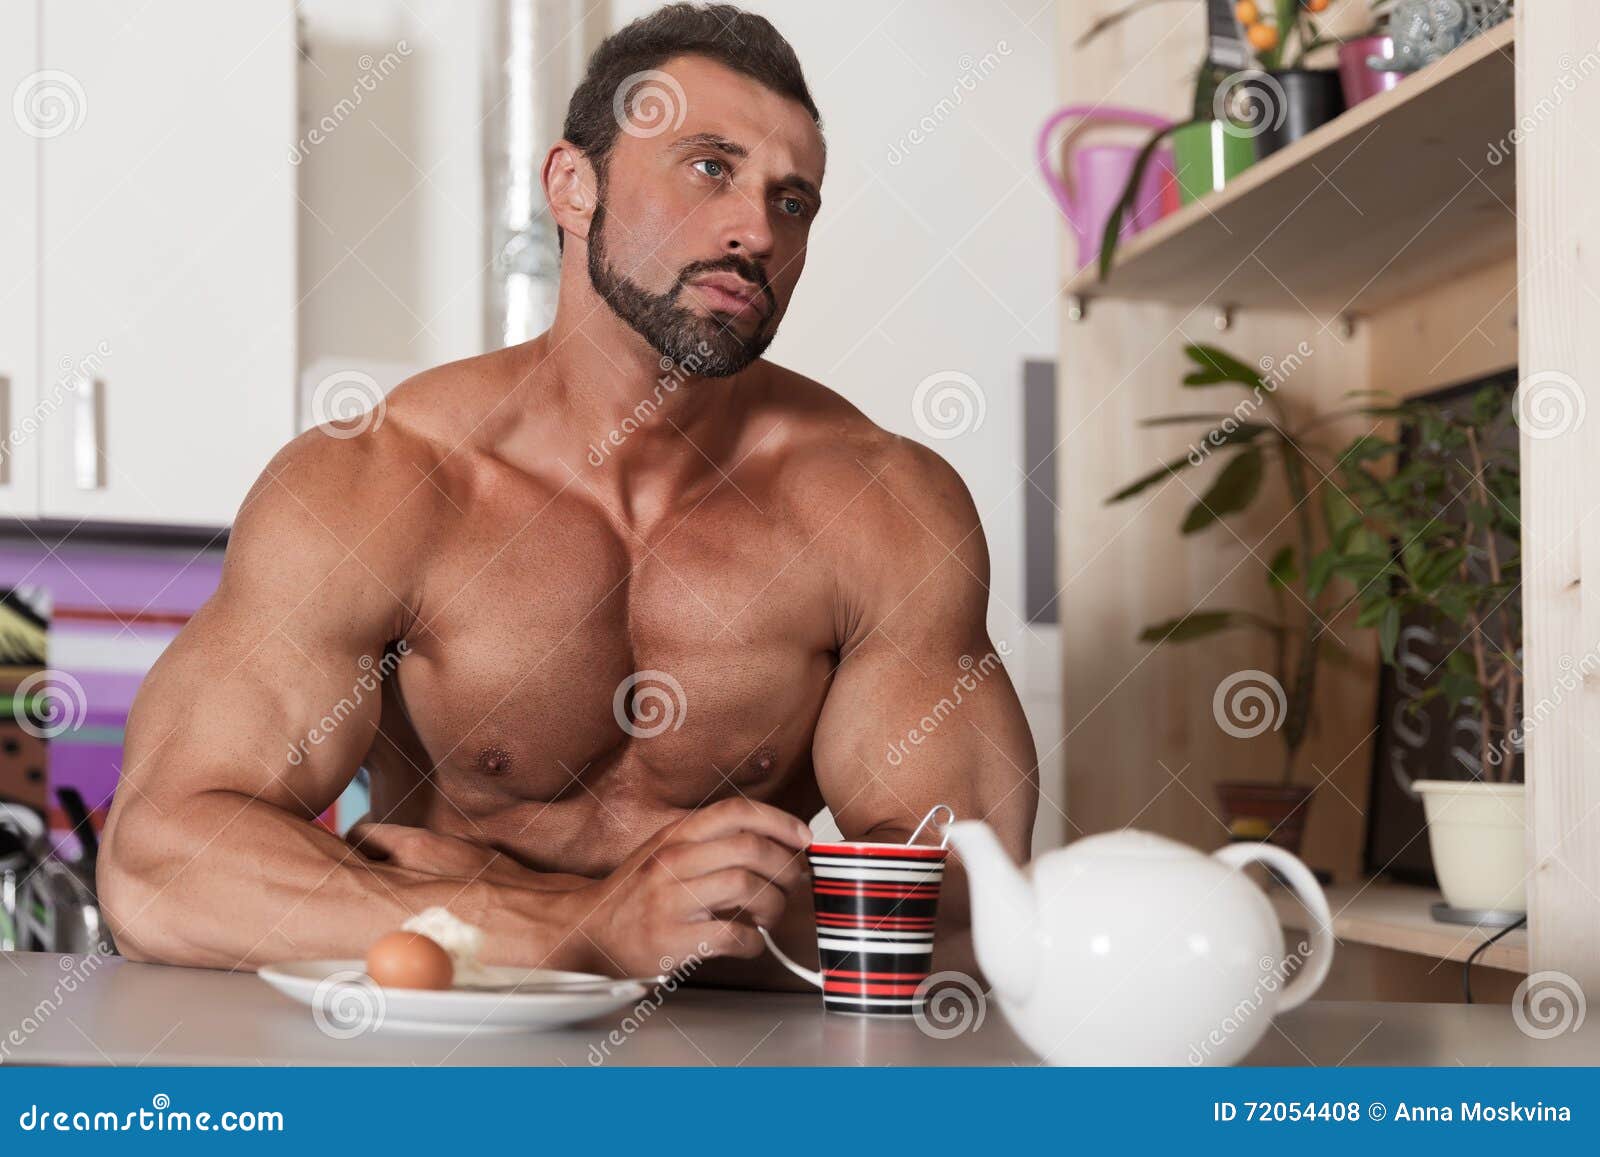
[1037,105,1177,269]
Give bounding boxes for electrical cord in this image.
[1462,914,1527,1003]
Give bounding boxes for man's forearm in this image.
[99,791,599,972]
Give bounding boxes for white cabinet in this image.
[0,2,41,519]
[13,1,298,528]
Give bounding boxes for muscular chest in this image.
[382,484,839,829]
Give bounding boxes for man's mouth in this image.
[686,272,770,320]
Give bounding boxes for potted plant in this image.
[1105,344,1366,854]
[1231,1,1346,156]
[1074,3,1255,281]
[1310,382,1525,915]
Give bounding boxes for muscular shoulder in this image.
[225,360,486,621]
[757,364,989,632]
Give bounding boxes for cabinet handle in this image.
[0,374,10,487]
[74,375,105,490]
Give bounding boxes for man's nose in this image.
[721,195,774,260]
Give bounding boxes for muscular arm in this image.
[810,439,1038,982]
[98,432,582,969]
[99,430,807,974]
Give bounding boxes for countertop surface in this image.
[2,952,1596,1067]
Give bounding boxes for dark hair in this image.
[557,3,821,248]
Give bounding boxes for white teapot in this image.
[944,821,1333,1066]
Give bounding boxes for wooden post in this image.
[1517,0,1600,991]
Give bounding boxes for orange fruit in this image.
[1307,0,1330,10]
[1236,1,1259,22]
[1248,23,1279,50]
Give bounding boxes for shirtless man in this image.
[98,2,1038,988]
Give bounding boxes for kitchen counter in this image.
[2,952,1596,1067]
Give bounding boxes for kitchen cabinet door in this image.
[38,1,297,528]
[0,3,42,518]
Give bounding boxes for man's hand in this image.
[573,798,812,975]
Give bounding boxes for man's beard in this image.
[586,197,778,378]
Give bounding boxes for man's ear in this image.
[543,140,596,244]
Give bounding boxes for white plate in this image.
[258,960,649,1036]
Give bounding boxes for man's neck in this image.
[529,281,750,526]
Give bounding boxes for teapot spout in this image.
[945,821,1038,1005]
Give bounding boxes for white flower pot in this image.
[1413,780,1527,913]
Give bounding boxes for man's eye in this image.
[692,158,726,179]
[779,196,808,218]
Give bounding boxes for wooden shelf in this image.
[1270,878,1528,973]
[1063,21,1517,315]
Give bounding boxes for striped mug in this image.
[759,806,952,1016]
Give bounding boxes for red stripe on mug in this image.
[823,981,923,996]
[808,843,948,860]
[824,969,930,980]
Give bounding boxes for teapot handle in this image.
[1212,842,1335,1013]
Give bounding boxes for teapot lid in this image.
[1070,829,1201,860]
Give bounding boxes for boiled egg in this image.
[364,930,454,990]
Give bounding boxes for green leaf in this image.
[1378,603,1401,665]
[1181,447,1264,533]
[1267,544,1297,589]
[1182,344,1265,390]
[1097,123,1188,280]
[1138,413,1237,427]
[1306,550,1339,599]
[1105,453,1195,504]
[1137,611,1241,643]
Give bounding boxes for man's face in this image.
[586,54,824,377]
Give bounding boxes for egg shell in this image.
[365,931,455,990]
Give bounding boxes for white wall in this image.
[295,0,1065,848]
[296,0,489,374]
